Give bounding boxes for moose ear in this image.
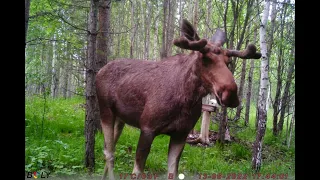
[211,28,226,47]
[181,19,200,41]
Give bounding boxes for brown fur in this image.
[96,52,210,135]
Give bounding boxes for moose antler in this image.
[226,44,262,59]
[173,19,208,51]
[173,36,208,51]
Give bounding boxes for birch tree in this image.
[252,0,270,172]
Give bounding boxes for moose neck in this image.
[175,52,209,105]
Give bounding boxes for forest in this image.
[25,0,295,179]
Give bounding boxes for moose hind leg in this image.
[167,135,187,179]
[114,117,125,145]
[132,131,155,175]
[100,108,116,180]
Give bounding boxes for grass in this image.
[25,96,295,179]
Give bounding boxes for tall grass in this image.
[25,96,295,179]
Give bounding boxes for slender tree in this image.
[278,48,295,133]
[252,0,270,172]
[166,0,176,56]
[51,34,60,98]
[272,0,289,135]
[244,28,257,126]
[62,42,71,99]
[130,0,135,59]
[85,0,99,174]
[234,0,255,121]
[287,103,295,148]
[144,1,152,59]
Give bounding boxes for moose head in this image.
[174,19,261,108]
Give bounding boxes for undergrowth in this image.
[25,96,295,179]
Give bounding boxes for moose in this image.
[95,19,261,180]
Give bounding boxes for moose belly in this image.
[114,100,144,128]
[159,105,202,135]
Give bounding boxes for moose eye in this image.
[202,57,212,67]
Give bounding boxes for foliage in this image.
[25,97,295,178]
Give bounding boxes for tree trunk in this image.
[278,48,295,133]
[234,43,247,121]
[271,1,283,135]
[96,0,111,131]
[62,42,70,99]
[46,41,53,95]
[116,5,122,57]
[244,29,257,126]
[51,34,60,98]
[160,0,168,59]
[154,17,159,60]
[252,0,270,172]
[62,63,69,99]
[219,0,233,144]
[266,85,271,111]
[193,0,198,30]
[287,105,295,148]
[85,0,99,174]
[97,0,110,65]
[144,1,152,59]
[130,1,135,59]
[67,70,73,98]
[205,0,212,38]
[227,0,239,73]
[40,43,47,94]
[233,0,254,121]
[272,0,289,135]
[166,0,176,56]
[255,79,260,130]
[178,0,184,54]
[25,0,31,49]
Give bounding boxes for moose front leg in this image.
[167,135,187,179]
[132,131,155,175]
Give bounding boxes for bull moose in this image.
[95,19,261,180]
